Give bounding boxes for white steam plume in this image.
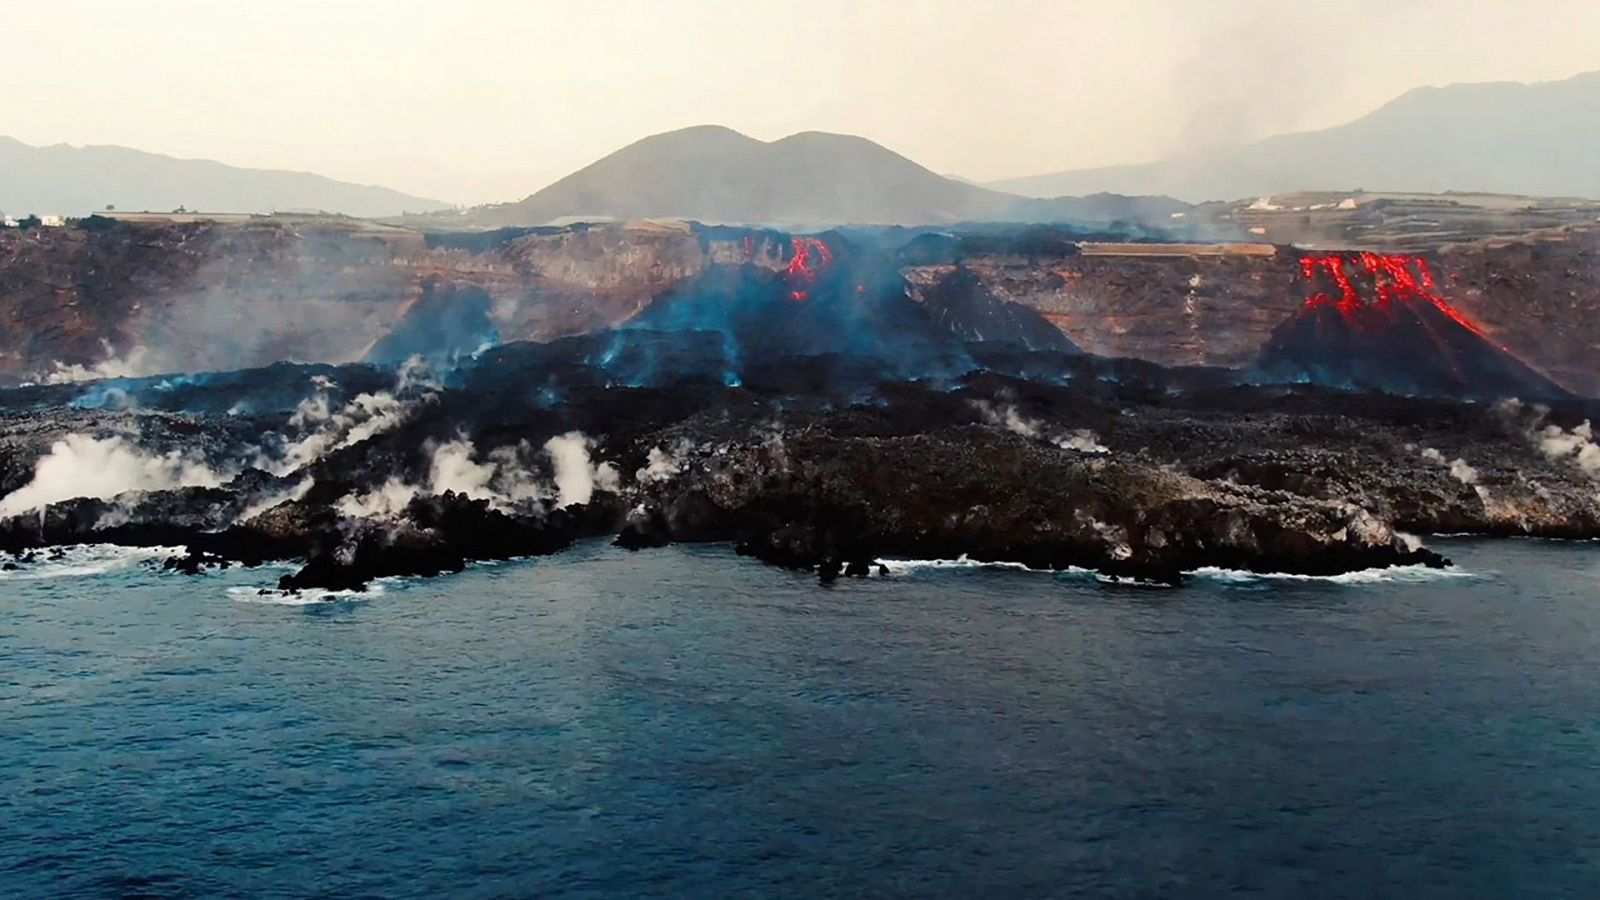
[42,341,160,385]
[262,386,420,476]
[1536,420,1600,477]
[1419,447,1479,485]
[971,400,1041,439]
[333,436,560,519]
[237,477,313,523]
[427,438,549,508]
[428,439,497,500]
[636,441,690,484]
[1056,429,1109,454]
[972,400,1108,453]
[0,434,224,518]
[545,432,619,508]
[487,443,547,504]
[336,477,419,519]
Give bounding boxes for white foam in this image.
[0,544,180,580]
[876,555,1042,574]
[227,584,385,605]
[875,555,1475,585]
[1188,565,1478,585]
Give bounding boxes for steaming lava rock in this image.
[3,325,1598,591]
[2,224,1599,591]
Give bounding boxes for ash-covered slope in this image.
[467,126,1016,227]
[908,266,1081,353]
[1255,253,1568,401]
[0,137,445,217]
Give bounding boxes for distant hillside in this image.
[0,138,446,218]
[990,71,1600,202]
[464,126,1010,227]
[457,126,1189,229]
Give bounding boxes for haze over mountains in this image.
[990,71,1600,202]
[0,138,444,218]
[5,70,1598,224]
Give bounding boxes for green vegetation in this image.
[73,214,118,232]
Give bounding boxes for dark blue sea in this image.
[3,538,1599,899]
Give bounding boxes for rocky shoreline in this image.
[3,337,1594,591]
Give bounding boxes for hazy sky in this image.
[7,0,1599,204]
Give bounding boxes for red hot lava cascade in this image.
[1298,252,1490,338]
[783,237,833,301]
[1257,250,1568,400]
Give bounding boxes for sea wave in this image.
[0,544,181,580]
[875,555,1477,585]
[226,584,386,605]
[876,556,1042,575]
[1186,565,1479,584]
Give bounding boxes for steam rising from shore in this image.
[2,361,446,522]
[334,431,619,518]
[971,400,1108,453]
[0,434,224,517]
[264,385,416,475]
[40,341,161,385]
[1420,447,1480,485]
[546,432,620,507]
[237,478,313,522]
[1536,420,1600,477]
[636,441,690,483]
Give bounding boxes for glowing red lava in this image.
[1299,253,1488,337]
[783,237,833,302]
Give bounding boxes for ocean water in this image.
[3,539,1599,899]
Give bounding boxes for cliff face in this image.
[905,247,1298,370]
[0,220,424,380]
[907,230,1600,397]
[0,219,761,382]
[1439,233,1600,398]
[2,218,1597,398]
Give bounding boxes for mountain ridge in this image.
[449,125,1190,230]
[464,125,1015,227]
[0,137,446,218]
[989,70,1600,202]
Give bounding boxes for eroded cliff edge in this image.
[4,217,1598,396]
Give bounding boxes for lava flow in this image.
[783,237,833,301]
[1299,252,1488,337]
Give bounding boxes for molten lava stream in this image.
[783,237,833,302]
[1297,252,1495,341]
